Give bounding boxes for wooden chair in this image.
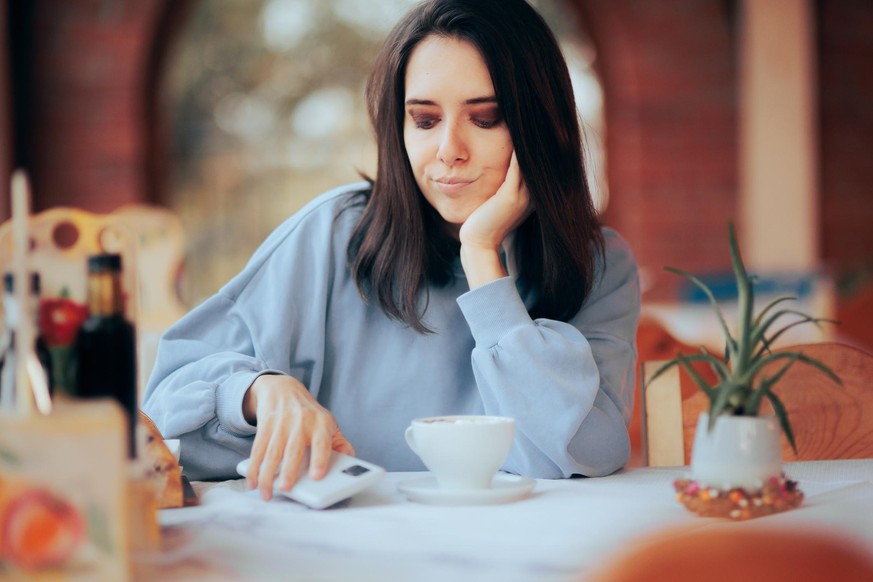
[0,207,133,302]
[641,342,873,466]
[0,205,186,399]
[630,316,719,467]
[105,204,187,395]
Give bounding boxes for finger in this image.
[258,423,290,500]
[507,151,520,186]
[275,410,306,491]
[498,152,525,210]
[333,430,356,457]
[517,177,532,216]
[278,436,306,492]
[247,437,264,490]
[258,450,281,501]
[508,151,531,219]
[308,420,334,480]
[247,423,274,490]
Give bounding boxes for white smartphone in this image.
[236,451,385,509]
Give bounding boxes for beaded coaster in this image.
[674,473,804,520]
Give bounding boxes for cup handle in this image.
[404,426,417,454]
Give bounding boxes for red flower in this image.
[38,296,89,347]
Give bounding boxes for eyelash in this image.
[410,114,502,130]
[473,118,501,129]
[414,117,437,130]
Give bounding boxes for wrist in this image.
[460,244,506,289]
[243,373,274,425]
[243,382,258,425]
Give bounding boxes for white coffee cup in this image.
[404,415,515,490]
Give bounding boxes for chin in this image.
[433,199,483,223]
[435,208,472,227]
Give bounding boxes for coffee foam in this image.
[420,417,506,425]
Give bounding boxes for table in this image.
[137,460,873,581]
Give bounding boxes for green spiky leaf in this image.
[753,296,797,329]
[657,222,842,446]
[748,351,842,387]
[766,391,797,453]
[664,266,738,360]
[677,359,716,400]
[708,381,746,424]
[745,357,797,415]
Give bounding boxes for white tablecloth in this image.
[137,460,873,581]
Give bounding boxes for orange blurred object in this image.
[588,525,873,582]
[0,476,85,571]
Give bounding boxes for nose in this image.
[437,123,468,165]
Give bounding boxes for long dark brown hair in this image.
[347,0,604,332]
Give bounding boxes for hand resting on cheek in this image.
[459,151,532,289]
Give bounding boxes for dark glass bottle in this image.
[75,254,138,458]
[0,272,53,410]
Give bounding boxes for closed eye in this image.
[469,104,502,129]
[408,111,439,130]
[472,117,502,129]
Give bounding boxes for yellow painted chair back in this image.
[0,205,186,399]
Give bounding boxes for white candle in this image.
[10,170,43,415]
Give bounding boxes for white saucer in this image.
[398,473,535,506]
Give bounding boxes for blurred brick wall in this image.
[574,0,873,295]
[4,0,873,289]
[8,0,171,214]
[819,1,873,272]
[576,0,738,298]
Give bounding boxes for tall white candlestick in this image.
[11,170,34,416]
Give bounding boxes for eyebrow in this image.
[404,96,498,106]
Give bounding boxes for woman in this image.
[143,0,640,499]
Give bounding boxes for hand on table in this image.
[242,374,354,500]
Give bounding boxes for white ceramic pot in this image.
[690,413,782,490]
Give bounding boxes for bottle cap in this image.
[87,253,123,273]
[3,272,41,294]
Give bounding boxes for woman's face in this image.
[403,35,513,238]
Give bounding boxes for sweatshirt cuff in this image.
[457,277,533,348]
[215,369,285,436]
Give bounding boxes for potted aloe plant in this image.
[651,223,841,492]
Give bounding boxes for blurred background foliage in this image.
[161,0,604,306]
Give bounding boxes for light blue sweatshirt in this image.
[143,183,640,481]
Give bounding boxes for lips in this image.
[432,177,475,196]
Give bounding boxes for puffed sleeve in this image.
[141,186,359,480]
[141,291,282,479]
[456,228,640,478]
